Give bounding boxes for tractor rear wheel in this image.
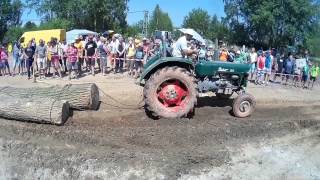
[232,93,256,118]
[144,66,197,119]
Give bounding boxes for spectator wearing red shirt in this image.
[67,42,79,80]
[255,51,266,85]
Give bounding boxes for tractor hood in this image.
[195,60,250,77]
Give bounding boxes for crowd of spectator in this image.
[0,34,164,80]
[0,33,319,89]
[217,46,320,89]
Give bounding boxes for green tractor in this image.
[139,55,256,119]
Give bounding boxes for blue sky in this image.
[22,0,225,27]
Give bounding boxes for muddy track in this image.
[0,104,320,179]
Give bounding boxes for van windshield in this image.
[20,37,25,43]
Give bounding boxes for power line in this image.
[127,10,149,37]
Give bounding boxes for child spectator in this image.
[0,46,11,76]
[302,62,310,88]
[12,41,20,76]
[249,48,258,81]
[309,63,319,89]
[98,37,109,76]
[0,46,5,76]
[264,50,273,85]
[134,43,144,79]
[19,47,25,75]
[48,40,62,78]
[67,42,79,80]
[255,51,266,85]
[126,38,136,76]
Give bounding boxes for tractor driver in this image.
[172,30,199,58]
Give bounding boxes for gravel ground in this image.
[0,74,320,180]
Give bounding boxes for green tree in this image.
[182,8,211,38]
[0,0,23,41]
[305,22,320,57]
[182,9,230,41]
[223,0,320,48]
[38,19,72,30]
[24,21,37,30]
[26,0,128,32]
[149,4,173,35]
[125,20,144,37]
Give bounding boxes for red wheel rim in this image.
[157,79,189,112]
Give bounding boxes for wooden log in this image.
[0,83,100,110]
[0,94,70,125]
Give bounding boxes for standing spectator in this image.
[206,45,214,61]
[12,41,20,76]
[7,43,12,54]
[23,42,35,80]
[293,58,302,87]
[30,38,36,52]
[48,40,62,78]
[116,37,126,73]
[0,46,6,76]
[272,53,282,82]
[249,48,257,81]
[98,37,109,76]
[19,46,25,75]
[234,50,242,63]
[35,39,47,79]
[309,63,319,89]
[60,40,68,73]
[264,50,273,85]
[134,43,144,78]
[126,38,136,76]
[109,35,119,72]
[46,42,52,75]
[219,48,228,61]
[302,62,310,88]
[149,39,162,57]
[0,46,11,76]
[198,43,207,60]
[142,38,150,63]
[85,35,97,76]
[66,42,79,80]
[282,55,295,85]
[255,51,266,85]
[95,36,101,72]
[75,37,84,75]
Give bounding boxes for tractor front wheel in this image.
[144,66,197,119]
[232,93,256,118]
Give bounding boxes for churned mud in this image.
[0,76,320,179]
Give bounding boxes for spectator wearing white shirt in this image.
[109,35,119,72]
[172,31,198,58]
[115,37,126,73]
[249,48,258,81]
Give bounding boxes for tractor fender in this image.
[139,57,194,86]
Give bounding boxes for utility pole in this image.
[142,11,149,37]
[127,10,149,37]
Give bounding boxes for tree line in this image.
[0,0,319,56]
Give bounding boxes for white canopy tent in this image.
[66,29,97,44]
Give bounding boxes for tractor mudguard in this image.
[139,55,194,85]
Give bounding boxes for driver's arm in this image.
[182,48,199,56]
[181,42,198,56]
